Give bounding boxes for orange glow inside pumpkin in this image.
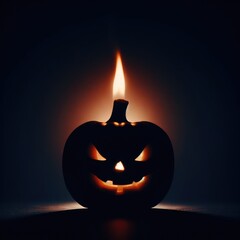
[92,175,149,195]
[89,145,151,194]
[89,144,151,162]
[89,145,106,161]
[115,161,125,171]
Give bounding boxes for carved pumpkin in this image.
[63,99,174,209]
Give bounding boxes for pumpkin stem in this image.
[107,99,129,123]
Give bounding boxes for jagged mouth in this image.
[92,175,149,195]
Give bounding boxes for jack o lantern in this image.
[62,99,174,209]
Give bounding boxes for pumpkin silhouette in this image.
[63,100,174,209]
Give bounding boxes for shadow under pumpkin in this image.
[1,208,239,240]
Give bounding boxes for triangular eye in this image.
[135,150,144,161]
[89,145,106,161]
[135,146,150,162]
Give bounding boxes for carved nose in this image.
[115,161,125,172]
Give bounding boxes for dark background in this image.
[2,1,240,207]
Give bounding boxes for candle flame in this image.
[113,52,125,99]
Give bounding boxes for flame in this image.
[115,161,125,171]
[113,52,125,99]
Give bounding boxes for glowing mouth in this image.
[92,175,148,195]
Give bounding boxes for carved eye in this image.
[135,150,144,161]
[89,145,106,161]
[135,147,150,162]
